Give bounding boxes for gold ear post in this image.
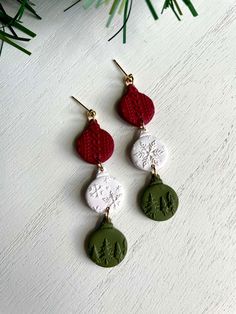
[71,96,96,119]
[151,164,157,176]
[113,59,134,86]
[104,207,110,222]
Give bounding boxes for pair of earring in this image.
[72,60,179,268]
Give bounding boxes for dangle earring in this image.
[72,96,127,267]
[113,60,179,221]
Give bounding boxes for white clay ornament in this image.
[131,130,168,171]
[85,168,123,214]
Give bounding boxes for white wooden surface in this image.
[1,1,236,313]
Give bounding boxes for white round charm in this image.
[85,168,123,214]
[131,130,167,171]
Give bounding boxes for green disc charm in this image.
[141,173,179,221]
[87,217,127,268]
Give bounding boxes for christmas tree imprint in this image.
[160,196,168,216]
[144,192,176,219]
[91,244,100,264]
[141,174,178,221]
[114,242,123,263]
[167,191,174,214]
[122,238,127,256]
[98,238,113,266]
[87,219,128,267]
[144,192,159,219]
[144,193,154,215]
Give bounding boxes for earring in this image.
[113,60,179,221]
[72,96,127,267]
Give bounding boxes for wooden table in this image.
[1,1,236,313]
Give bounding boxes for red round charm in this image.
[118,85,155,127]
[75,120,114,164]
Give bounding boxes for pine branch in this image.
[1,0,198,55]
[0,1,38,56]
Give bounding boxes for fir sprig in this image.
[0,1,40,56]
[1,0,198,56]
[161,0,198,20]
[68,0,198,43]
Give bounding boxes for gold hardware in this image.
[151,164,157,176]
[71,96,96,120]
[97,163,104,172]
[104,207,110,222]
[113,59,134,86]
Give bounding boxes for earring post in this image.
[113,59,128,76]
[71,96,90,112]
[71,96,96,119]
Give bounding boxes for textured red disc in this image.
[118,85,155,127]
[76,120,114,164]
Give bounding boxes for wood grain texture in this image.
[1,1,236,313]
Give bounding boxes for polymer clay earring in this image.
[113,60,179,221]
[72,96,127,267]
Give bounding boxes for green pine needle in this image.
[123,0,129,43]
[182,0,198,17]
[145,0,158,20]
[0,31,31,55]
[1,0,198,56]
[0,1,38,56]
[162,0,197,19]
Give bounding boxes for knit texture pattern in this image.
[76,120,114,164]
[118,85,155,127]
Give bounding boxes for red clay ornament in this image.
[76,119,114,164]
[118,85,155,127]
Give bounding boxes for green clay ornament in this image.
[141,173,179,221]
[87,216,127,268]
